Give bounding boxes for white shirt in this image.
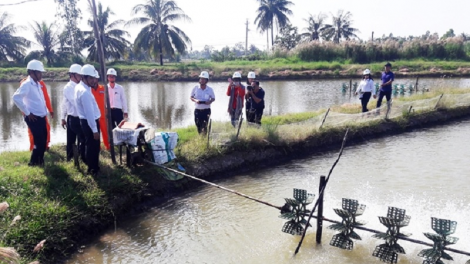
[12,76,48,117]
[356,79,376,95]
[75,81,101,133]
[108,83,128,113]
[61,81,79,119]
[191,85,215,110]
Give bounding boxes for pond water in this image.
[65,119,470,264]
[0,78,469,152]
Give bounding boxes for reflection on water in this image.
[1,78,469,151]
[66,120,470,264]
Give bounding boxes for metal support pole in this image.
[415,77,419,92]
[349,79,352,98]
[316,176,326,244]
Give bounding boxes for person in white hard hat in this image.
[226,72,245,127]
[190,71,215,135]
[245,71,256,121]
[355,69,376,113]
[75,64,101,175]
[106,68,128,129]
[60,64,86,162]
[12,60,48,166]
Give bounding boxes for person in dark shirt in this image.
[245,80,265,125]
[375,62,395,109]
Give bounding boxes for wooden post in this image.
[415,77,419,92]
[316,175,326,244]
[408,105,413,114]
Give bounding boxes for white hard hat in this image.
[199,71,209,79]
[247,71,256,79]
[80,64,97,77]
[107,68,117,76]
[363,69,371,75]
[232,72,242,79]
[69,64,82,74]
[26,60,46,72]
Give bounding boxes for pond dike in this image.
[52,106,470,263]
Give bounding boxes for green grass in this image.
[0,147,166,263]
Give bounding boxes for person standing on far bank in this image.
[245,71,256,121]
[375,62,395,109]
[107,68,128,129]
[227,72,245,127]
[75,65,101,176]
[61,64,86,162]
[190,71,215,135]
[356,69,376,113]
[245,80,265,125]
[12,60,48,166]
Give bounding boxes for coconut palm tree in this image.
[127,0,192,66]
[322,10,359,43]
[0,12,30,62]
[26,21,64,66]
[254,0,294,47]
[83,2,130,62]
[301,13,327,42]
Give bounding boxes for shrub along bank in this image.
[1,89,470,263]
[2,59,470,83]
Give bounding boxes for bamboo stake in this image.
[236,116,243,140]
[434,94,444,109]
[207,118,212,149]
[294,128,349,255]
[319,108,330,129]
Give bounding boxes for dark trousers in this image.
[66,115,86,162]
[80,119,100,173]
[194,108,211,135]
[360,92,372,112]
[111,108,124,129]
[25,115,47,165]
[246,108,264,125]
[376,90,392,108]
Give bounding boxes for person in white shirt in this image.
[190,71,215,135]
[12,60,48,166]
[75,64,101,175]
[355,69,376,113]
[107,68,128,129]
[61,64,85,162]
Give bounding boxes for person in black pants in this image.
[12,60,49,166]
[245,80,265,125]
[75,65,102,175]
[376,62,395,110]
[107,68,128,129]
[190,71,215,135]
[355,69,376,113]
[61,64,85,162]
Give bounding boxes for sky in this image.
[1,0,469,52]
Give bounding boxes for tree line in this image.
[1,0,469,67]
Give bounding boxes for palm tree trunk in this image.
[266,30,269,51]
[159,41,163,66]
[271,23,274,47]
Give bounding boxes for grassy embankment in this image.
[1,87,470,263]
[2,59,470,82]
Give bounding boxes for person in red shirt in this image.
[91,83,110,150]
[226,72,245,127]
[21,79,53,151]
